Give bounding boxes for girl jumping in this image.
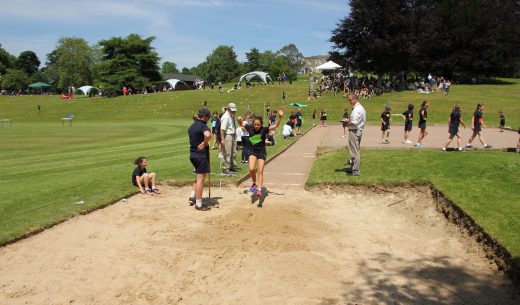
[246,108,284,199]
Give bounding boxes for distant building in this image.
[301,55,328,74]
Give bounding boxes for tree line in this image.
[0,35,304,94]
[329,0,520,81]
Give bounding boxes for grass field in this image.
[307,149,520,264]
[0,77,519,245]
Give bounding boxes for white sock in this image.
[146,187,152,191]
[190,191,195,198]
[151,184,156,190]
[196,199,203,208]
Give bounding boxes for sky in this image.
[0,0,349,69]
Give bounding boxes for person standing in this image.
[341,107,350,138]
[402,104,414,144]
[346,95,366,176]
[380,104,391,144]
[295,109,303,135]
[220,103,239,174]
[188,108,212,211]
[466,103,492,149]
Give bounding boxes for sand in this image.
[0,185,517,305]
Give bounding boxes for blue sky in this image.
[0,0,349,69]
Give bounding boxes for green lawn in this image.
[307,149,520,263]
[0,78,519,244]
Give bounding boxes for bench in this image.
[61,117,73,126]
[0,119,11,127]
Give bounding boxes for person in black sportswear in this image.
[380,104,391,144]
[245,108,284,199]
[416,101,429,148]
[132,156,160,195]
[466,103,492,149]
[442,104,466,151]
[188,108,212,211]
[402,104,414,144]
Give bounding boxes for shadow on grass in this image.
[320,254,518,305]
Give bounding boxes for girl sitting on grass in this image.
[246,108,284,199]
[132,156,160,195]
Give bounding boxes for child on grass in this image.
[132,156,160,195]
[442,104,466,151]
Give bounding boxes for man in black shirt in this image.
[188,108,212,211]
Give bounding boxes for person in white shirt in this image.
[282,122,293,138]
[346,94,366,176]
[220,103,238,174]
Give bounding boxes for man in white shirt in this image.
[346,94,366,176]
[220,103,238,174]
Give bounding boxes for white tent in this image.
[315,61,342,71]
[239,71,273,84]
[77,85,98,96]
[166,79,190,90]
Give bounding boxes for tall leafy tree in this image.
[277,43,304,73]
[1,69,28,90]
[245,48,261,71]
[204,45,240,83]
[98,34,161,93]
[0,44,16,75]
[46,37,95,88]
[161,61,179,74]
[330,0,415,78]
[16,51,40,76]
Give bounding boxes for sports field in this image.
[0,78,519,246]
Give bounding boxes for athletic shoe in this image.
[218,152,224,159]
[405,139,413,144]
[188,197,196,206]
[195,205,211,211]
[484,144,493,148]
[342,135,347,138]
[222,169,232,175]
[415,144,423,148]
[458,147,463,151]
[249,183,257,193]
[442,147,447,152]
[256,189,262,198]
[466,144,473,148]
[384,139,390,144]
[379,140,386,144]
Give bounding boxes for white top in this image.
[220,111,236,135]
[282,124,292,136]
[236,127,243,141]
[349,102,366,130]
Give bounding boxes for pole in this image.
[208,147,211,199]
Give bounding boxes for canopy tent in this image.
[77,85,99,96]
[166,79,190,90]
[315,61,342,71]
[239,71,273,84]
[28,82,51,88]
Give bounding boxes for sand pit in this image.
[0,186,517,305]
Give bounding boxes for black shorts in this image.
[381,124,390,131]
[418,121,427,129]
[449,127,459,136]
[211,127,217,134]
[474,125,482,132]
[249,150,267,160]
[296,123,302,127]
[190,156,210,174]
[404,121,412,131]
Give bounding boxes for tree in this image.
[181,67,191,74]
[29,70,49,84]
[245,48,261,71]
[330,0,415,78]
[161,61,179,74]
[0,44,16,75]
[277,43,304,73]
[258,50,297,81]
[16,51,40,76]
[1,69,28,90]
[46,37,95,89]
[98,34,161,94]
[204,45,240,83]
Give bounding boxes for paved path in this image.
[240,124,517,190]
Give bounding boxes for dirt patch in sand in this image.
[0,186,517,305]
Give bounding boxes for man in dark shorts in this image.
[188,108,212,211]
